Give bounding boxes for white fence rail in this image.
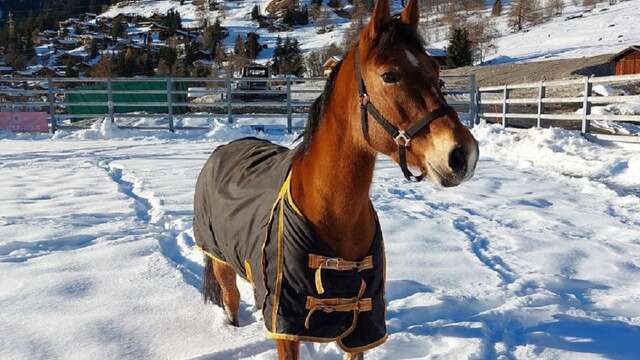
[476,73,640,141]
[0,75,478,134]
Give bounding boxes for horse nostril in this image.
[448,146,467,175]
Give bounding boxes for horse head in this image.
[355,0,479,187]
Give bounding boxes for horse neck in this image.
[290,53,377,261]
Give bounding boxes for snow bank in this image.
[472,121,640,190]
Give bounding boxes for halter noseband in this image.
[355,48,455,182]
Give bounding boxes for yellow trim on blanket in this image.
[338,334,389,353]
[244,260,254,286]
[196,245,229,265]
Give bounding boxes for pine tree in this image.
[446,27,473,68]
[245,32,261,59]
[251,5,261,20]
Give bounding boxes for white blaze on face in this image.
[405,49,419,68]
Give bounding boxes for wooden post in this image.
[47,78,56,133]
[107,77,114,124]
[502,85,508,127]
[286,75,292,134]
[536,81,545,128]
[167,77,174,132]
[226,75,233,123]
[468,74,477,128]
[581,76,592,135]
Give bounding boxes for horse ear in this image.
[400,0,419,31]
[365,0,391,41]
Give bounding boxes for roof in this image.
[425,48,447,57]
[611,46,640,62]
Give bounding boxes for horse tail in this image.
[202,255,223,306]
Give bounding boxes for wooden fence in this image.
[476,73,640,142]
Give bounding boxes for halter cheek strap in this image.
[355,48,455,182]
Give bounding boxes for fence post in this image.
[581,76,592,135]
[226,74,233,123]
[286,75,292,133]
[107,77,114,124]
[502,85,508,127]
[47,78,56,133]
[167,77,174,132]
[468,74,476,128]
[536,81,545,128]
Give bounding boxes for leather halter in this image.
[355,48,455,182]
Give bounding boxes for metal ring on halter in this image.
[394,131,411,147]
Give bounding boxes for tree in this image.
[272,37,305,76]
[467,17,498,64]
[89,56,113,77]
[203,17,226,55]
[582,0,597,8]
[245,32,261,59]
[446,27,473,68]
[234,34,246,56]
[545,0,565,17]
[251,5,261,20]
[491,0,502,16]
[508,0,542,31]
[110,18,125,39]
[164,9,182,36]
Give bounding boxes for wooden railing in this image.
[476,73,640,141]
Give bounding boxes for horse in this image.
[193,0,479,358]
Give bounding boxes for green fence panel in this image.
[65,80,186,116]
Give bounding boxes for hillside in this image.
[99,0,640,68]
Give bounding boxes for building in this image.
[425,48,448,69]
[611,46,640,75]
[322,56,341,77]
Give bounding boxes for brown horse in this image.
[194,0,478,358]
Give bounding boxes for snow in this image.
[1,119,639,359]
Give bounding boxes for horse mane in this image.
[297,18,424,152]
[298,59,343,152]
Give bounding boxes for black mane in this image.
[297,18,424,152]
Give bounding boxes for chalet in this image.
[16,65,58,77]
[322,56,341,76]
[425,48,448,69]
[56,38,81,50]
[611,46,640,75]
[193,49,212,62]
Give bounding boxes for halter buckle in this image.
[359,94,369,107]
[394,130,411,147]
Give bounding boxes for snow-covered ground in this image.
[1,120,639,359]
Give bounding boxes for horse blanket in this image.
[193,138,387,351]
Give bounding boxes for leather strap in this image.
[354,46,454,182]
[308,254,374,271]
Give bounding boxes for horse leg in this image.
[202,255,241,326]
[211,260,240,326]
[344,352,364,360]
[276,340,299,360]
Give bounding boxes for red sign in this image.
[0,112,49,133]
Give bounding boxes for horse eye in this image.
[381,72,400,84]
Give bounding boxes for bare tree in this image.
[466,17,499,64]
[508,0,542,31]
[545,0,565,17]
[582,0,597,8]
